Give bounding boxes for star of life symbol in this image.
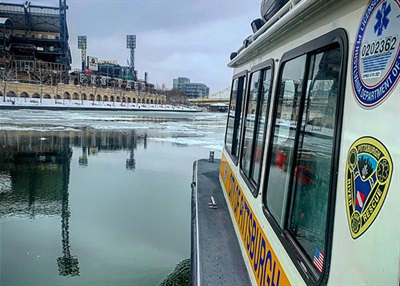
[351,0,400,107]
[374,1,391,36]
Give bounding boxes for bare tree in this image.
[165,89,187,105]
[0,63,13,101]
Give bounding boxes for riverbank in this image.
[0,97,201,112]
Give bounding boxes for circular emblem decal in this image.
[352,0,400,108]
[345,137,393,239]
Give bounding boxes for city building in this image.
[97,62,138,82]
[173,77,190,89]
[97,61,123,78]
[69,60,155,94]
[0,1,71,84]
[0,1,160,102]
[173,77,209,98]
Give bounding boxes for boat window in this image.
[265,55,306,226]
[225,78,238,155]
[240,66,272,194]
[241,71,261,179]
[225,74,246,164]
[288,47,341,274]
[263,42,343,278]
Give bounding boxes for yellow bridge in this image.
[188,87,230,105]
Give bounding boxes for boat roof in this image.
[228,0,336,67]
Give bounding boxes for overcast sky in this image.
[4,0,261,93]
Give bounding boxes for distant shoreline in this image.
[0,104,202,112]
[0,98,202,113]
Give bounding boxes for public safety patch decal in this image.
[352,0,400,108]
[345,137,393,239]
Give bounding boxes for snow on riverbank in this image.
[0,97,201,112]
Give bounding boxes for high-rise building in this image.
[173,77,190,89]
[173,77,209,98]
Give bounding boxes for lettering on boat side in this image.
[220,155,290,286]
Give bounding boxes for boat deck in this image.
[191,159,251,285]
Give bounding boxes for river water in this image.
[0,109,226,286]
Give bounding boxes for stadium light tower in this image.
[78,36,87,72]
[59,0,69,83]
[126,35,136,79]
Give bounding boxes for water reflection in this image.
[126,131,137,171]
[0,129,149,216]
[0,132,71,218]
[0,131,80,277]
[75,128,145,170]
[0,129,150,279]
[0,111,226,285]
[57,151,80,277]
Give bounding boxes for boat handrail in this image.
[229,0,334,67]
